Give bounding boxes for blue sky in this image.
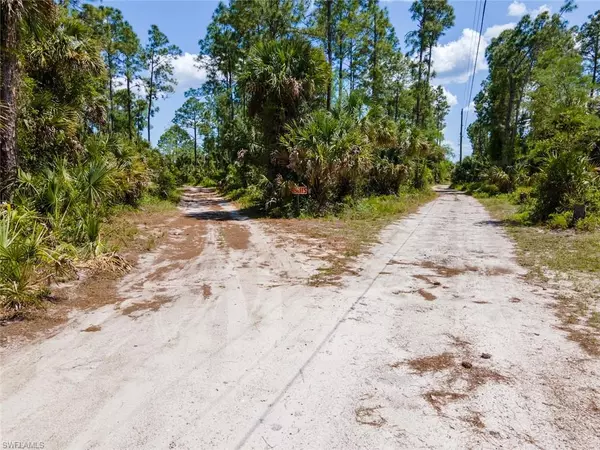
[103,0,599,160]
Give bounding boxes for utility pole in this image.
[459,108,463,163]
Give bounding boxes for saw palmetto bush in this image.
[533,151,599,222]
[283,111,372,209]
[0,206,55,310]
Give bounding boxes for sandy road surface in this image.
[1,187,599,449]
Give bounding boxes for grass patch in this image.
[223,186,264,210]
[263,189,437,285]
[477,196,600,274]
[102,195,177,255]
[476,195,600,356]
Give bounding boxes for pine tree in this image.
[579,11,600,98]
[142,25,181,143]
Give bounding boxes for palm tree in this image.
[283,110,370,207]
[240,37,329,166]
[0,0,55,201]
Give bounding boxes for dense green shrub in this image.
[451,155,490,185]
[532,152,597,222]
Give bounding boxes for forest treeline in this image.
[0,0,455,309]
[453,3,600,230]
[160,0,455,214]
[1,0,599,310]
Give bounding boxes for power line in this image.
[464,0,488,128]
[462,0,481,108]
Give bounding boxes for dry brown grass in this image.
[82,325,101,332]
[406,352,455,373]
[418,261,479,277]
[423,390,467,413]
[355,406,386,427]
[413,274,441,286]
[462,411,486,429]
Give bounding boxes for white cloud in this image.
[432,22,523,85]
[171,52,208,90]
[463,101,475,113]
[440,86,458,107]
[484,23,516,40]
[508,1,527,17]
[112,53,208,97]
[508,1,551,18]
[530,4,551,17]
[112,76,147,97]
[432,28,488,85]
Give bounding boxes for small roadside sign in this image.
[291,185,308,195]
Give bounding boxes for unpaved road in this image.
[1,187,599,449]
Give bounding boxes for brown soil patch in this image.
[413,274,441,286]
[146,262,185,282]
[407,352,454,373]
[509,297,522,303]
[156,218,206,263]
[355,406,386,427]
[473,300,491,304]
[423,390,467,413]
[418,261,478,277]
[418,289,437,301]
[221,223,251,250]
[82,325,101,332]
[120,296,172,318]
[202,284,212,298]
[0,307,68,347]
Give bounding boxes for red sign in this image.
[291,185,308,195]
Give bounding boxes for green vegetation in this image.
[453,5,600,231]
[0,3,183,312]
[476,194,600,355]
[158,0,455,216]
[1,0,457,312]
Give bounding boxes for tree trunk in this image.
[414,12,427,126]
[423,42,433,127]
[326,0,332,111]
[415,49,423,126]
[394,85,399,121]
[372,4,378,100]
[591,35,599,98]
[126,74,133,141]
[338,35,343,112]
[349,40,354,91]
[227,57,234,122]
[108,53,114,132]
[193,125,197,166]
[425,43,433,87]
[147,53,154,143]
[503,78,516,167]
[0,7,19,201]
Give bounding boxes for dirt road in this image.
[1,187,598,449]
